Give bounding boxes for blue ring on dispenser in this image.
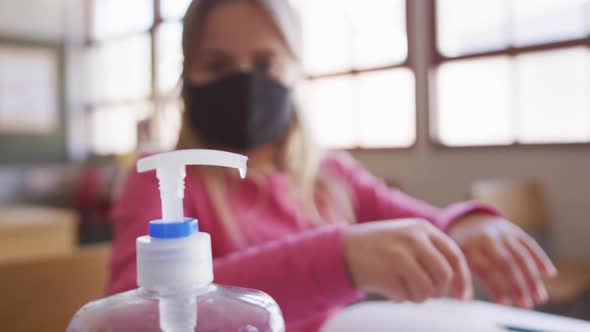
[149,218,199,239]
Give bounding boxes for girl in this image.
[108,0,556,331]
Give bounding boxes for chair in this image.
[470,178,590,305]
[0,243,111,332]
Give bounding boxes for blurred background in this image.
[0,0,589,331]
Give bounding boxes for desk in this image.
[321,299,590,332]
[0,244,111,332]
[0,205,76,262]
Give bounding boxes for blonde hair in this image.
[177,0,354,247]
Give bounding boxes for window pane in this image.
[89,103,152,155]
[296,0,407,75]
[92,0,153,40]
[0,46,58,134]
[516,48,590,143]
[86,34,152,103]
[300,77,356,148]
[438,0,589,55]
[437,0,509,57]
[357,69,415,148]
[435,56,514,146]
[161,0,192,21]
[511,0,587,47]
[301,70,415,149]
[344,0,407,69]
[153,101,183,151]
[156,22,183,96]
[297,0,354,75]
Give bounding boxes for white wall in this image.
[351,0,590,259]
[352,148,590,259]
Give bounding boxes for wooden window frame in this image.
[428,0,590,149]
[305,0,418,151]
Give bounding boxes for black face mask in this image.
[185,71,293,151]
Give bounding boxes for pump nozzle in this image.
[136,149,247,332]
[137,149,247,222]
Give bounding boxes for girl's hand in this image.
[448,215,557,308]
[344,219,473,302]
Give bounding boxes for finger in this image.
[399,254,435,302]
[484,238,533,308]
[505,236,548,304]
[429,232,473,300]
[467,250,512,305]
[383,276,411,302]
[413,239,454,297]
[518,234,557,278]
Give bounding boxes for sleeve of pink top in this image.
[323,153,500,232]
[107,166,362,324]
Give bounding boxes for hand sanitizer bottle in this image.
[67,150,285,332]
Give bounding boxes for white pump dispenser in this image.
[67,149,284,332]
[137,149,247,222]
[136,150,247,332]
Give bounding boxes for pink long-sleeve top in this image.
[107,153,497,331]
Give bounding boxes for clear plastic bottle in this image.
[67,150,285,332]
[67,284,284,332]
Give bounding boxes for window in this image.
[301,68,415,148]
[84,0,590,153]
[294,0,414,149]
[85,0,186,155]
[155,22,183,96]
[433,0,590,146]
[89,103,152,155]
[515,48,590,143]
[0,46,59,134]
[434,56,514,146]
[511,0,586,47]
[160,0,192,21]
[85,34,152,103]
[91,0,154,41]
[85,0,414,154]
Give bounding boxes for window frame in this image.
[84,0,183,156]
[304,0,417,151]
[83,0,419,154]
[428,0,590,149]
[83,0,590,153]
[83,0,590,155]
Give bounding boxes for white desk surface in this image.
[321,299,590,332]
